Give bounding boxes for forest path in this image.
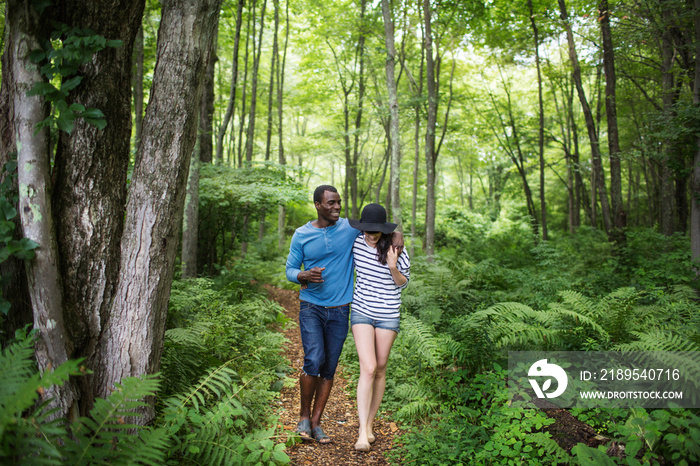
[265,285,401,465]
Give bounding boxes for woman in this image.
[348,203,410,452]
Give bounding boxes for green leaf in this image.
[61,76,83,92]
[27,82,58,97]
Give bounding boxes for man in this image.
[285,185,401,444]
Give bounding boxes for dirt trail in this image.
[265,285,401,465]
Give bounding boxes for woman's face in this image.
[363,231,382,245]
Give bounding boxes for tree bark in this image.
[97,0,222,423]
[9,0,78,420]
[0,0,33,339]
[599,0,624,235]
[245,0,267,163]
[529,0,547,241]
[182,140,201,279]
[423,0,437,260]
[277,0,289,250]
[559,0,612,233]
[382,0,401,229]
[133,25,145,148]
[693,0,700,267]
[216,0,245,165]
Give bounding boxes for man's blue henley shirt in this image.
[285,217,359,307]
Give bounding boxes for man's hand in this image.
[297,267,326,285]
[391,231,404,255]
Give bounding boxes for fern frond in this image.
[614,330,700,353]
[399,316,445,367]
[63,374,164,466]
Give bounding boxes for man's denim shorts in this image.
[298,301,349,379]
[350,311,400,333]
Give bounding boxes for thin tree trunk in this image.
[264,0,279,162]
[529,0,547,241]
[245,0,267,163]
[238,3,253,166]
[277,0,289,250]
[350,0,367,220]
[381,0,401,228]
[599,0,624,234]
[216,0,245,164]
[98,0,222,424]
[692,0,700,265]
[182,138,200,279]
[423,0,437,260]
[559,0,612,233]
[10,1,77,420]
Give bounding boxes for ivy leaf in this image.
[61,76,83,92]
[28,49,47,64]
[2,203,17,221]
[26,82,58,97]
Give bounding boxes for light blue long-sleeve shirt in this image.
[285,217,359,306]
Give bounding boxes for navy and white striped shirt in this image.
[352,234,410,320]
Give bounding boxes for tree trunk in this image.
[0,0,33,340]
[245,0,267,163]
[264,0,279,162]
[277,0,289,250]
[660,7,676,236]
[351,0,367,220]
[529,0,547,241]
[599,0,624,235]
[199,24,217,164]
[692,0,700,266]
[181,139,200,279]
[410,28,424,259]
[423,0,437,260]
[9,0,78,420]
[97,0,222,423]
[216,0,245,165]
[237,3,253,166]
[559,0,612,234]
[133,26,145,148]
[50,0,146,417]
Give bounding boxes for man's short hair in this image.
[314,185,338,204]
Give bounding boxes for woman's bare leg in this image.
[366,328,397,442]
[352,324,377,448]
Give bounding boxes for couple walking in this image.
[285,185,410,451]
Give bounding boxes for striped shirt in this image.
[352,234,410,320]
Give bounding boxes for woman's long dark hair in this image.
[375,233,392,265]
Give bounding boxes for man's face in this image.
[315,190,341,225]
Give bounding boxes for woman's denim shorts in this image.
[350,311,400,333]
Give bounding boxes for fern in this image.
[62,374,167,466]
[0,336,82,465]
[394,383,440,421]
[398,315,445,368]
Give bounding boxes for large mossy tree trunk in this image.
[50,0,145,416]
[97,0,222,423]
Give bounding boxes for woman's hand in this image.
[386,245,399,269]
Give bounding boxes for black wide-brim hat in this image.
[349,203,397,234]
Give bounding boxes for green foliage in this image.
[28,23,122,133]
[197,162,306,274]
[0,330,169,465]
[572,409,700,465]
[0,159,39,315]
[387,367,570,465]
[161,275,291,465]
